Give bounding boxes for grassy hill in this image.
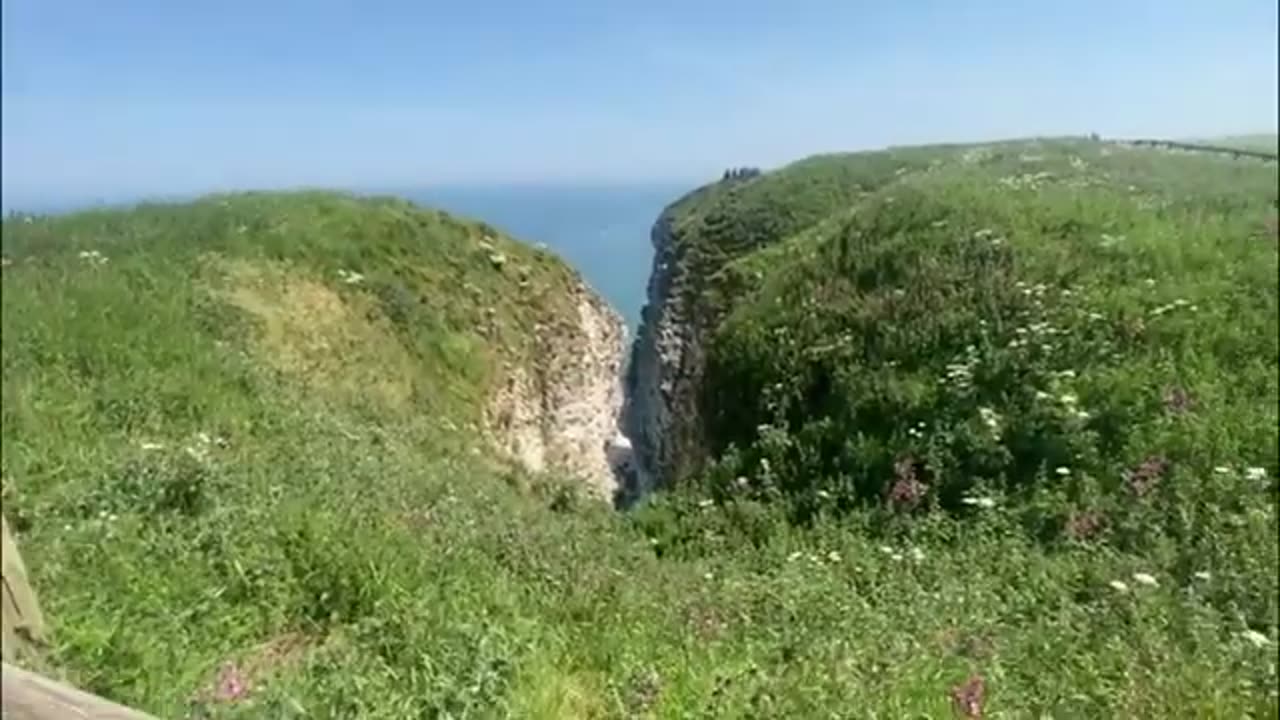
[2,139,1278,718]
[1187,133,1279,156]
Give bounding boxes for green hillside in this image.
[1190,134,1279,156]
[2,139,1278,718]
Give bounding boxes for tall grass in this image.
[1,142,1277,717]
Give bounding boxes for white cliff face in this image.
[487,281,633,500]
[621,208,701,506]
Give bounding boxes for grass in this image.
[2,140,1278,718]
[1186,134,1279,156]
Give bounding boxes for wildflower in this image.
[879,545,894,555]
[336,268,365,285]
[1213,466,1231,475]
[978,407,1001,437]
[1241,629,1272,648]
[950,675,986,719]
[1132,572,1158,587]
[140,441,165,451]
[1244,467,1268,481]
[77,249,109,266]
[1055,466,1071,476]
[1059,393,1079,406]
[1126,455,1168,497]
[214,661,249,702]
[888,457,928,509]
[1192,571,1212,582]
[787,551,802,562]
[816,489,832,500]
[827,551,842,563]
[1065,510,1107,541]
[909,547,926,563]
[1087,312,1104,321]
[1073,410,1091,421]
[1109,580,1129,593]
[890,552,904,562]
[703,572,714,581]
[1058,370,1077,379]
[1034,390,1051,401]
[961,495,997,509]
[697,499,714,509]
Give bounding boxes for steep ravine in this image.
[488,184,718,507]
[486,279,637,501]
[619,201,704,506]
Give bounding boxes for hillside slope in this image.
[1,143,1278,717]
[0,192,638,715]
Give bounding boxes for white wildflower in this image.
[139,441,165,451]
[816,489,832,500]
[1034,390,1052,401]
[1074,410,1091,421]
[1241,629,1272,648]
[1132,572,1158,587]
[909,547,926,563]
[787,551,802,563]
[697,499,714,509]
[827,551,842,563]
[1058,370,1077,379]
[961,495,997,509]
[1109,580,1129,593]
[1055,466,1071,476]
[1213,466,1231,475]
[1192,571,1212,582]
[77,249,109,266]
[1088,312,1104,321]
[1244,467,1267,481]
[978,407,1002,436]
[879,545,894,555]
[890,552,904,562]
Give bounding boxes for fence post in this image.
[2,513,47,665]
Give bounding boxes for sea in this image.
[2,184,685,329]
[401,184,681,329]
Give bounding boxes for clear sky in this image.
[2,0,1276,205]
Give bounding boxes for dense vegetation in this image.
[2,139,1278,718]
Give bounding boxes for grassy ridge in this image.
[1,144,1278,718]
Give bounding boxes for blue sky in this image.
[2,0,1276,205]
